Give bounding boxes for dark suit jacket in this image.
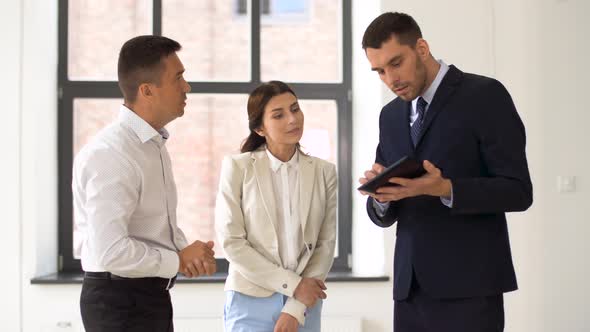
[366,65,533,300]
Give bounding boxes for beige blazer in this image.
[215,148,337,324]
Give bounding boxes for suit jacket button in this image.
[307,244,313,250]
[282,284,288,289]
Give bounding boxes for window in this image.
[237,0,308,16]
[59,0,352,274]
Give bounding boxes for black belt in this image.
[84,271,176,290]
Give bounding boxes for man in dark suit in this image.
[358,12,533,332]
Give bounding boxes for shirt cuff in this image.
[372,198,390,217]
[278,271,303,298]
[175,236,189,251]
[440,183,454,208]
[157,249,180,279]
[282,297,307,326]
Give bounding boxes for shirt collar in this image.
[118,105,169,145]
[415,59,450,106]
[266,146,299,173]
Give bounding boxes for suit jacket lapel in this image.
[415,65,464,147]
[252,150,280,235]
[389,100,415,158]
[298,153,315,235]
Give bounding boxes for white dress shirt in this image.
[73,105,188,279]
[265,148,303,271]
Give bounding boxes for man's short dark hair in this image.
[117,35,181,103]
[362,12,422,50]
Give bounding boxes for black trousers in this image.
[80,274,174,332]
[394,274,505,332]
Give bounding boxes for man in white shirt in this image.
[73,35,216,332]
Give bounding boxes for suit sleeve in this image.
[450,79,533,214]
[214,156,302,297]
[366,109,400,227]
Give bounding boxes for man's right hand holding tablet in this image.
[359,160,452,202]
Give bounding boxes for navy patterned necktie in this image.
[410,97,428,146]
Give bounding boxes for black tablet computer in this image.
[357,156,426,194]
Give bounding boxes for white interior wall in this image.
[515,1,590,331]
[0,0,23,330]
[2,0,589,331]
[20,0,59,331]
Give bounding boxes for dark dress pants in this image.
[80,274,174,332]
[394,274,505,332]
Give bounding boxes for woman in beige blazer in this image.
[215,81,337,332]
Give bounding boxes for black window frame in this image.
[58,0,353,274]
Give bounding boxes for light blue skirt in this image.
[224,291,322,332]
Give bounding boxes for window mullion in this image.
[251,0,261,84]
[153,0,162,36]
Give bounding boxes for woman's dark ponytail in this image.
[240,131,266,153]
